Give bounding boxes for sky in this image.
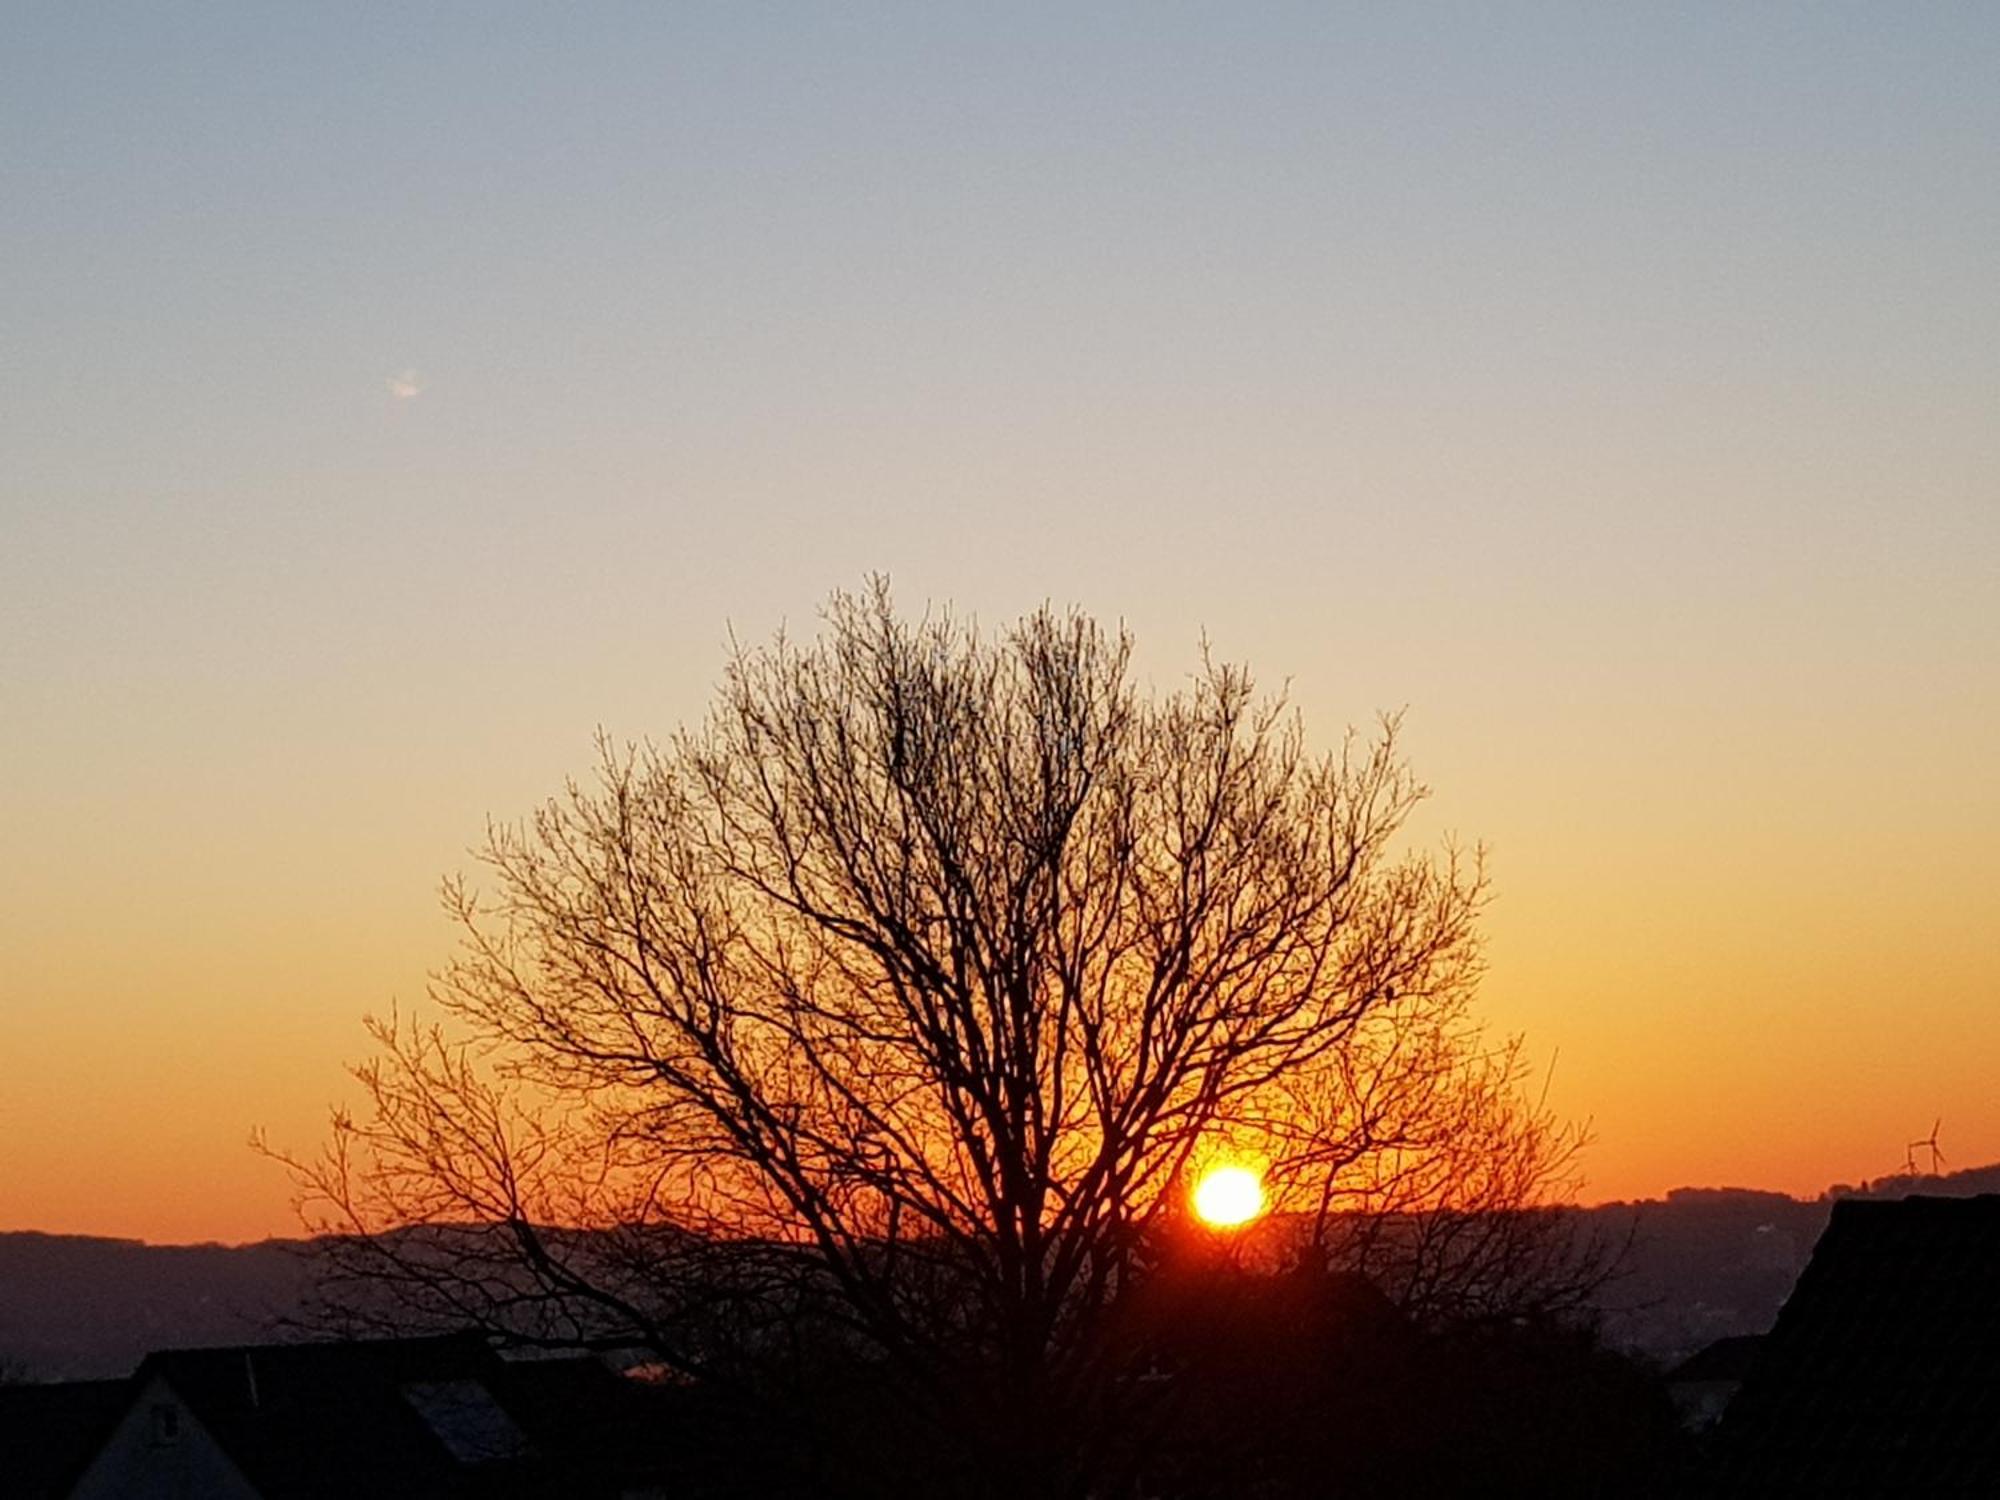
[3,4,1996,1244]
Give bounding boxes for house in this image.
[1664,1334,1762,1432]
[58,1332,683,1499]
[1706,1194,2000,1494]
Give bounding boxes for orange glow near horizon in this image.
[1193,1165,1267,1229]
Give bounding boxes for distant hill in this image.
[9,1163,2000,1379]
[1594,1161,2000,1364]
[0,1233,311,1379]
[1823,1158,2000,1202]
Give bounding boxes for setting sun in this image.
[1192,1165,1266,1228]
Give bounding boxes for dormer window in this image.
[400,1379,529,1464]
[150,1402,181,1446]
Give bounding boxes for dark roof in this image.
[1667,1334,1764,1385]
[0,1378,129,1499]
[502,1357,796,1498]
[1708,1194,2000,1495]
[127,1332,652,1498]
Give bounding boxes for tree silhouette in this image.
[277,582,1595,1496]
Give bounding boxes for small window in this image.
[150,1402,181,1446]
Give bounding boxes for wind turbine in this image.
[1906,1118,1946,1176]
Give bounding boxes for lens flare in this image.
[1192,1164,1265,1228]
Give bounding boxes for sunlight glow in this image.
[1192,1164,1266,1229]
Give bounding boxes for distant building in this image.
[1665,1334,1762,1432]
[39,1332,687,1499]
[1707,1194,2000,1495]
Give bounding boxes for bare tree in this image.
[1273,1024,1618,1329]
[276,582,1588,1496]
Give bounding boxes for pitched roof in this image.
[1709,1194,2000,1495]
[128,1333,620,1498]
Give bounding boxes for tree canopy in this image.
[282,582,1599,1496]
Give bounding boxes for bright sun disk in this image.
[1192,1164,1265,1228]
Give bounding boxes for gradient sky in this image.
[4,5,1996,1244]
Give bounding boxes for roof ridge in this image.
[136,1330,489,1364]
